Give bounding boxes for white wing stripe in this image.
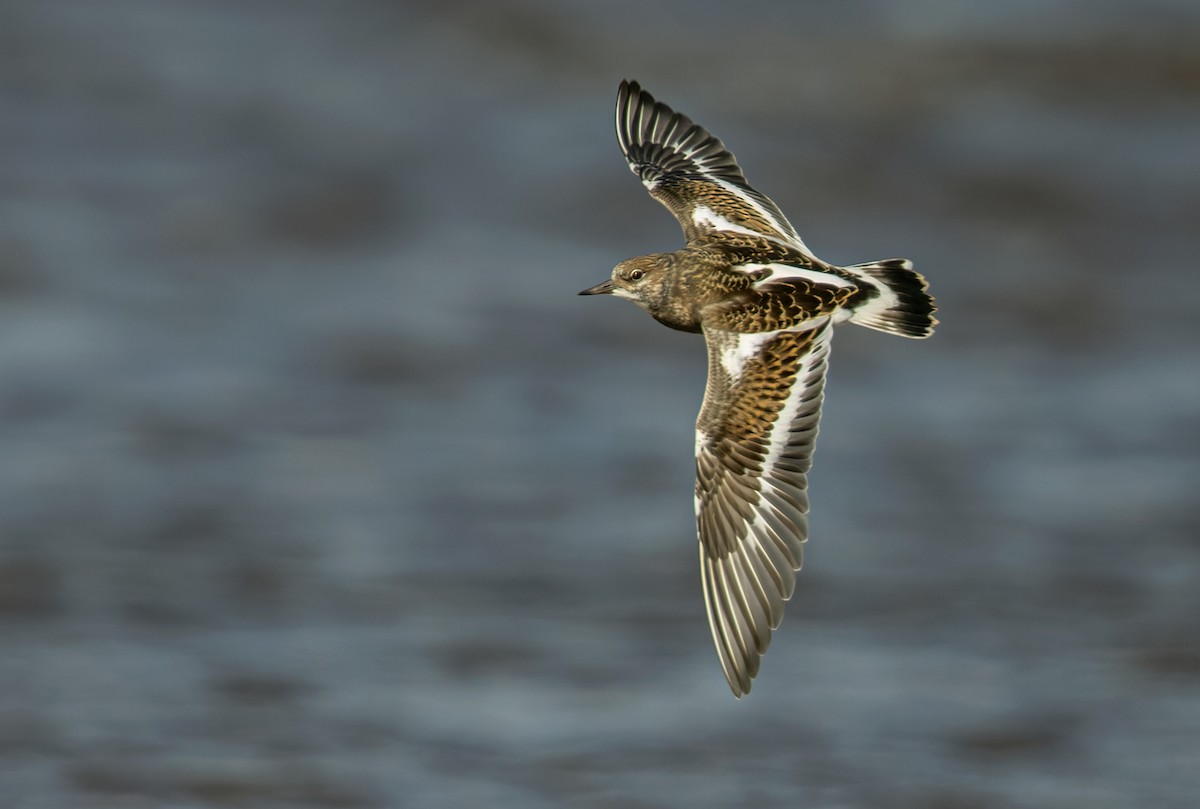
[692,206,778,242]
[741,263,858,289]
[761,320,831,473]
[716,329,780,382]
[707,176,811,252]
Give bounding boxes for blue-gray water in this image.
[2,2,1198,807]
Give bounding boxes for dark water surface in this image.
[2,1,1199,806]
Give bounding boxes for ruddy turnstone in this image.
[580,80,937,697]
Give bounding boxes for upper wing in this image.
[616,80,812,252]
[693,318,833,697]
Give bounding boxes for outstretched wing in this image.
[693,318,832,697]
[616,80,811,252]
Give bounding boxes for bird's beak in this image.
[578,279,615,296]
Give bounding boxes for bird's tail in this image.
[847,258,937,339]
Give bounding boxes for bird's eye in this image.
[629,269,645,281]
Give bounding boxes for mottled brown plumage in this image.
[581,80,937,697]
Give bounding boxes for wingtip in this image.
[615,80,645,117]
[615,79,655,121]
[615,78,635,108]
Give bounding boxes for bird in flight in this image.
[580,80,937,697]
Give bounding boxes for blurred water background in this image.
[2,1,1199,807]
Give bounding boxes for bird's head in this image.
[578,253,674,314]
